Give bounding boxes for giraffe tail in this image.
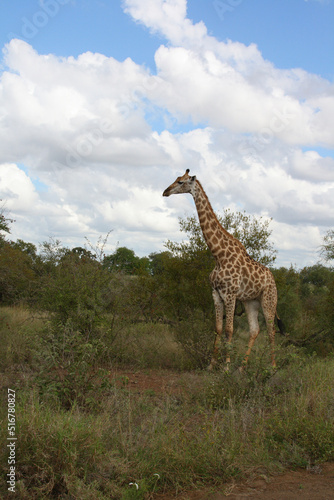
[275,312,286,336]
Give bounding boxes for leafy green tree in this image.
[69,246,96,261]
[10,239,38,260]
[39,238,67,270]
[148,251,173,275]
[37,250,113,333]
[272,266,303,335]
[300,264,332,287]
[103,246,149,275]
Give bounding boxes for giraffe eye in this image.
[178,181,184,185]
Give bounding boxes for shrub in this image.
[35,321,113,410]
[36,251,114,334]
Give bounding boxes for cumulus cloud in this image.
[0,164,39,211]
[122,0,207,47]
[123,0,334,147]
[0,1,333,267]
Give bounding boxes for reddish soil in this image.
[110,368,334,500]
[153,464,334,499]
[154,463,334,499]
[110,367,184,395]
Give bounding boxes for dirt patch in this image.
[109,367,185,395]
[154,463,334,499]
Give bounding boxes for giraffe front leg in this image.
[224,296,236,370]
[208,289,224,371]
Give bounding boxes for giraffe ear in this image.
[190,175,196,182]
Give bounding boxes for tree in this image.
[148,251,173,275]
[300,264,333,289]
[37,248,113,333]
[11,239,38,259]
[0,203,14,245]
[0,242,36,303]
[69,247,96,261]
[103,247,149,275]
[321,229,334,263]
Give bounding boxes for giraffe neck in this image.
[193,181,233,260]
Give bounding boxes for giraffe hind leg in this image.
[242,300,260,367]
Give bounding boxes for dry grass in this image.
[0,306,44,373]
[111,322,189,370]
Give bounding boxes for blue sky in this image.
[0,0,333,267]
[2,0,333,77]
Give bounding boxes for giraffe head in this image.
[163,169,197,197]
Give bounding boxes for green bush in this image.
[36,251,114,334]
[35,321,113,410]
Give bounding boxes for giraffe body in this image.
[163,169,279,369]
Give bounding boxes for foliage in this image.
[321,229,334,262]
[103,246,149,275]
[0,202,14,244]
[32,239,134,409]
[0,209,38,304]
[35,321,114,410]
[0,242,37,304]
[148,251,173,275]
[36,246,113,333]
[273,264,334,354]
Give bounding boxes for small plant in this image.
[35,321,113,410]
[173,311,215,369]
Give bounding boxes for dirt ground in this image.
[111,368,334,500]
[154,464,334,499]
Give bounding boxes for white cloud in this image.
[123,0,334,148]
[271,221,324,268]
[122,0,207,47]
[0,164,39,211]
[291,150,334,182]
[0,1,333,267]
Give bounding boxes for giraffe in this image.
[163,169,283,370]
